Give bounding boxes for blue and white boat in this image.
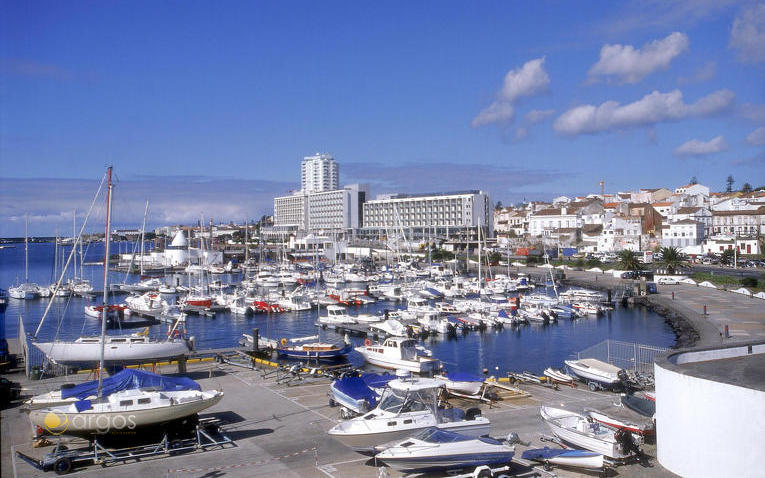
[521,447,604,470]
[374,427,515,472]
[329,373,396,415]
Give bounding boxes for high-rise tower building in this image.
[301,153,338,193]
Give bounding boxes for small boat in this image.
[585,408,654,437]
[368,318,408,337]
[435,372,485,396]
[327,376,490,452]
[564,358,624,389]
[275,335,352,360]
[355,337,440,374]
[521,447,604,470]
[544,368,575,385]
[84,304,127,320]
[318,305,357,326]
[374,427,515,472]
[329,373,395,415]
[621,392,656,418]
[540,406,639,459]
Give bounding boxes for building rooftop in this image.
[663,342,765,392]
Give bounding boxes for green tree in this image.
[689,176,698,185]
[741,183,753,193]
[495,201,503,210]
[616,249,643,272]
[488,251,502,264]
[720,249,735,266]
[585,257,602,268]
[726,175,735,193]
[655,246,689,275]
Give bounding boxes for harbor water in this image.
[0,242,676,375]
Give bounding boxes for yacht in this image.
[318,305,357,326]
[327,376,490,452]
[355,337,439,374]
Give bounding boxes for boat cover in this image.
[414,427,502,445]
[445,372,484,383]
[423,287,442,297]
[522,447,600,460]
[61,369,201,400]
[361,373,395,390]
[333,376,377,405]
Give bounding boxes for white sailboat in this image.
[31,167,193,367]
[29,167,221,437]
[9,214,41,300]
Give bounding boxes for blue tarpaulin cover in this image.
[61,369,201,400]
[333,376,377,405]
[74,399,92,412]
[361,373,395,390]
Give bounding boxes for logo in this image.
[42,411,69,435]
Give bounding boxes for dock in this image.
[2,354,678,478]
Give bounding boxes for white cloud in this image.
[514,127,529,140]
[746,126,765,146]
[588,32,689,84]
[472,57,550,127]
[730,3,765,63]
[739,103,765,123]
[673,136,728,156]
[553,89,734,136]
[525,109,556,124]
[594,0,737,36]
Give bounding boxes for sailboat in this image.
[32,168,193,367]
[29,167,221,437]
[8,214,41,300]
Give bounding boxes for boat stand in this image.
[16,419,234,475]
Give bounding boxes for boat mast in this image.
[73,210,77,281]
[97,166,114,398]
[24,213,29,283]
[139,200,149,277]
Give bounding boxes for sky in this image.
[1,0,764,236]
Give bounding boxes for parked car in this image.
[657,276,681,285]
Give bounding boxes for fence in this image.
[576,339,669,375]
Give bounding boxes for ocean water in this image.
[0,242,676,375]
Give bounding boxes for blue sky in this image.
[1,0,763,236]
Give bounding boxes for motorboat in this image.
[435,372,485,396]
[274,335,352,360]
[374,427,515,472]
[368,318,408,337]
[84,304,127,320]
[327,377,490,452]
[125,292,168,316]
[544,368,575,385]
[585,408,654,437]
[355,337,440,374]
[25,369,201,410]
[329,373,396,416]
[521,447,604,470]
[29,387,223,436]
[318,305,357,326]
[564,358,624,389]
[540,406,639,459]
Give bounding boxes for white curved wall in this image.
[655,359,765,477]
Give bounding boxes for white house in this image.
[661,220,705,248]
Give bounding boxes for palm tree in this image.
[616,249,642,273]
[655,246,689,275]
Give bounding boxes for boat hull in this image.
[540,407,629,459]
[29,392,222,435]
[32,340,190,366]
[378,450,515,472]
[329,419,491,452]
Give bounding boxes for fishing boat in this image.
[374,427,515,472]
[564,358,624,388]
[544,368,575,385]
[521,447,604,470]
[540,406,639,459]
[318,305,357,326]
[327,377,490,452]
[435,372,485,396]
[355,337,440,374]
[329,372,395,415]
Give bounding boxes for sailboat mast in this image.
[25,213,29,283]
[139,200,149,277]
[73,210,77,281]
[97,166,114,397]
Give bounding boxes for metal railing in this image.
[576,339,669,375]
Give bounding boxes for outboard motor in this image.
[186,335,196,351]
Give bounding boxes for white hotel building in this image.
[362,190,492,239]
[301,153,338,193]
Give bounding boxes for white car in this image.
[657,276,681,285]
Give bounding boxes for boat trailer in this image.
[16,418,234,475]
